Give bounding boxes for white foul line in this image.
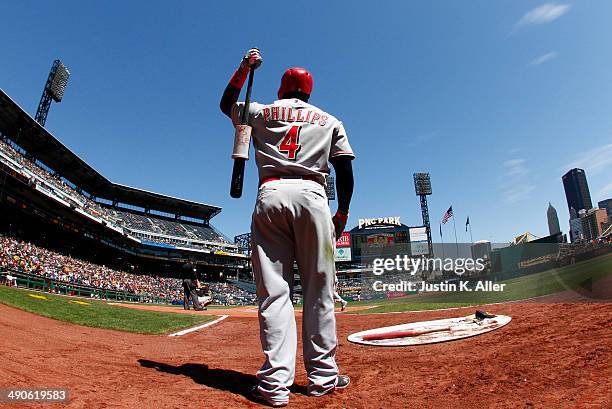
[356,297,546,315]
[168,315,229,337]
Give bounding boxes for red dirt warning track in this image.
[1,302,610,408]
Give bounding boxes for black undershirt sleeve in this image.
[220,84,241,118]
[330,156,354,214]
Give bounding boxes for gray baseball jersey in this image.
[231,98,354,183]
[232,98,354,404]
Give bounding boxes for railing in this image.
[0,268,177,304]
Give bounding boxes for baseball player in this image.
[220,49,355,407]
[196,284,213,310]
[182,262,202,311]
[333,276,348,311]
[333,291,348,311]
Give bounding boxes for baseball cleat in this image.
[341,300,348,311]
[249,386,288,407]
[335,374,350,390]
[309,375,351,397]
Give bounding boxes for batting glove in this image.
[332,210,349,238]
[241,48,262,70]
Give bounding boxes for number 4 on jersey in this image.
[278,125,302,160]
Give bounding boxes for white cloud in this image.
[529,51,558,66]
[516,3,571,28]
[504,158,529,177]
[563,144,612,176]
[503,184,536,204]
[597,182,612,201]
[501,158,534,204]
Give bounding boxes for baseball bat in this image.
[230,67,255,199]
[361,326,451,341]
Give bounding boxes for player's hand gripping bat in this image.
[229,67,255,199]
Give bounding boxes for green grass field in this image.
[0,286,216,334]
[349,252,612,313]
[1,253,609,333]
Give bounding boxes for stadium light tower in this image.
[413,173,433,257]
[35,59,70,126]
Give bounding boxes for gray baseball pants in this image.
[251,179,339,405]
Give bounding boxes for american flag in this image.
[441,206,453,224]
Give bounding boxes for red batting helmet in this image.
[278,67,313,99]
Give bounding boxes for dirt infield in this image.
[2,301,610,408]
[109,302,374,318]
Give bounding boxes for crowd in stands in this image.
[0,233,253,304]
[0,138,236,253]
[0,139,115,223]
[336,276,363,300]
[0,233,183,300]
[337,277,362,290]
[209,282,256,305]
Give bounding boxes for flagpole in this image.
[469,221,474,245]
[452,214,459,258]
[439,223,445,262]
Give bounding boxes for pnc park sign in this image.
[358,216,401,229]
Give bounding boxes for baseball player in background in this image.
[333,276,348,311]
[196,283,213,310]
[220,49,355,407]
[182,262,202,311]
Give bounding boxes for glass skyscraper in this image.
[562,168,592,216]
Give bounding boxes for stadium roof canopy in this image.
[0,89,221,220]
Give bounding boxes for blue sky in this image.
[1,1,611,243]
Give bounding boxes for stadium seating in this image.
[108,208,231,246]
[0,138,235,253]
[209,282,256,305]
[0,232,254,304]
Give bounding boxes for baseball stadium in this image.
[2,3,612,408]
[1,83,611,407]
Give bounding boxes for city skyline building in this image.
[562,168,593,216]
[547,203,561,236]
[580,208,609,241]
[569,217,583,243]
[598,198,612,218]
[471,240,492,261]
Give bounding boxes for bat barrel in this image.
[230,159,246,198]
[361,326,451,341]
